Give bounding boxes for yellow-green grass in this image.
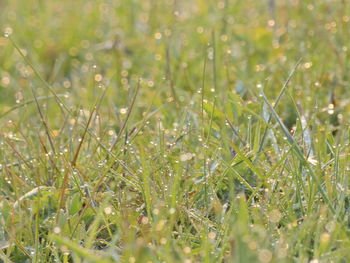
[1,0,350,262]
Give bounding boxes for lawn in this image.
[1,0,350,262]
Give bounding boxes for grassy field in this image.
[1,0,350,262]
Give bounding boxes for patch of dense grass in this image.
[1,0,350,262]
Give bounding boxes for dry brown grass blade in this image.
[71,107,96,167]
[109,78,141,152]
[31,86,56,154]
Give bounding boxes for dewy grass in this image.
[1,1,350,262]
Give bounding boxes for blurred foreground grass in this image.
[1,0,350,262]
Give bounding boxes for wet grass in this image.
[1,0,350,262]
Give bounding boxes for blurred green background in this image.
[1,0,349,117]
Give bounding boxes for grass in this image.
[1,0,350,262]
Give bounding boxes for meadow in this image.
[1,0,350,262]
